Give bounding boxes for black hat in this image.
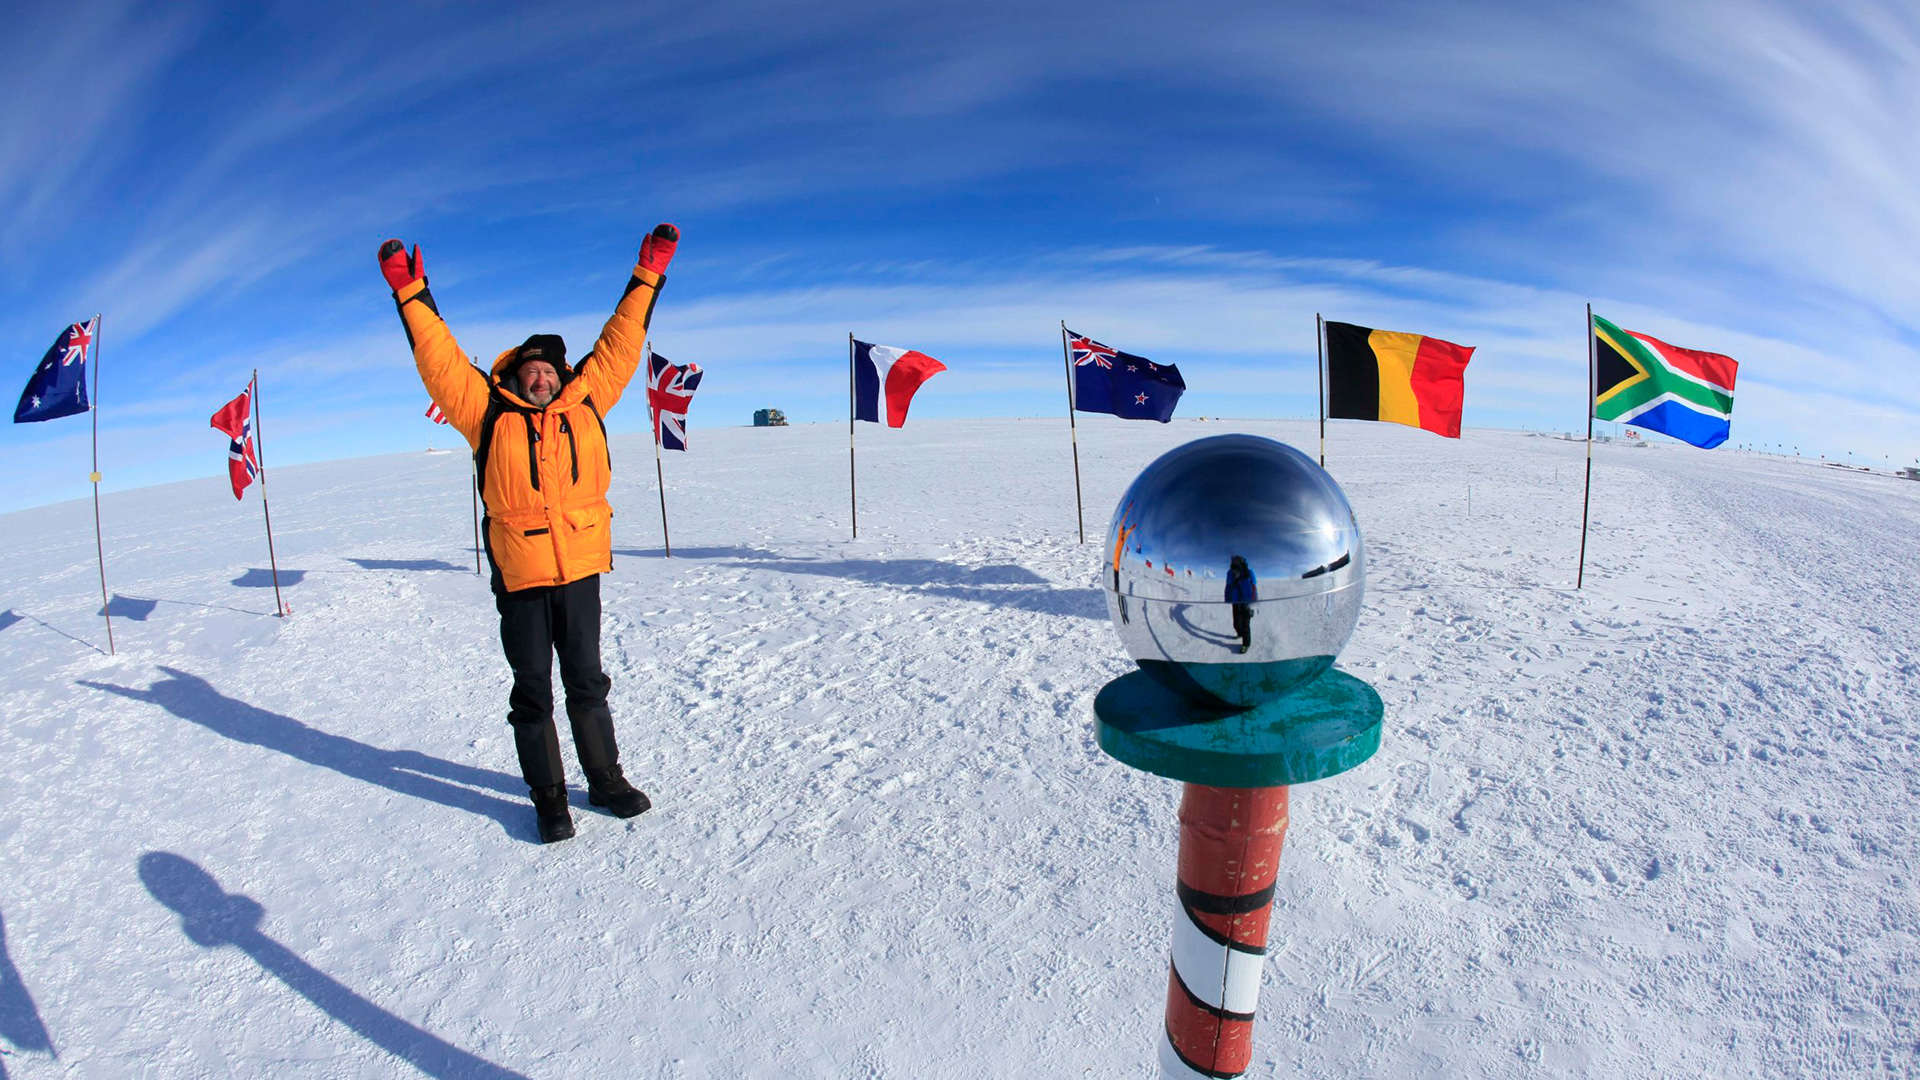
[506,334,567,381]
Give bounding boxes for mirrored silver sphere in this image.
[1102,434,1365,708]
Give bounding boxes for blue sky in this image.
[3,0,1916,512]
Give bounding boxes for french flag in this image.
[852,339,946,427]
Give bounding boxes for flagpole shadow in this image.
[80,668,542,844]
[138,853,528,1080]
[0,907,55,1074]
[232,569,307,588]
[99,596,159,621]
[115,595,280,618]
[15,612,106,655]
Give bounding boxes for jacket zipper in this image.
[521,414,541,491]
[561,416,579,482]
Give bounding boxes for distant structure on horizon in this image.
[754,408,788,427]
[1900,466,1919,481]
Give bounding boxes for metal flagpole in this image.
[1061,321,1085,544]
[88,314,114,655]
[251,370,287,616]
[470,461,482,575]
[649,344,671,557]
[849,332,858,541]
[1577,304,1596,590]
[1317,313,1327,468]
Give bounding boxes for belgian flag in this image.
[1325,321,1474,438]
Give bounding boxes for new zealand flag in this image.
[14,318,96,423]
[1067,329,1185,423]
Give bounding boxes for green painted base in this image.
[1093,668,1384,787]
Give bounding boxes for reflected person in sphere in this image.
[1225,554,1257,654]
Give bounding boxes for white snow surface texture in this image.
[0,418,1915,1079]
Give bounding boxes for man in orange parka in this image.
[377,224,678,843]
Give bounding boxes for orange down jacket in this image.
[391,262,664,592]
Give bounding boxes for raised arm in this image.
[378,240,488,449]
[571,224,679,413]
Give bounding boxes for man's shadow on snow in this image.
[139,852,527,1080]
[80,667,543,844]
[0,906,55,1077]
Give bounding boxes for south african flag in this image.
[1592,315,1739,449]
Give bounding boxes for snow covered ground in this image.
[1,417,1915,1079]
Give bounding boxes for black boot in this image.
[531,784,575,843]
[586,764,651,818]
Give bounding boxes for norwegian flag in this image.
[425,400,448,425]
[647,350,703,451]
[209,383,259,500]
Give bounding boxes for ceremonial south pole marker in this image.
[1093,435,1383,1078]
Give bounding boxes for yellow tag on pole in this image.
[89,471,102,483]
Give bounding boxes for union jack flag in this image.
[58,319,95,366]
[647,350,703,451]
[1068,332,1117,369]
[209,383,259,500]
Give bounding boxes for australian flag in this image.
[1067,329,1185,423]
[14,317,96,423]
[647,350,703,451]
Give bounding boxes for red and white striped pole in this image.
[1160,784,1289,1079]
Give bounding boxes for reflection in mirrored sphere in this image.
[1102,434,1364,708]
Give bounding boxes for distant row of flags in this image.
[12,313,1742,453]
[9,305,1747,647]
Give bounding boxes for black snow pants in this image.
[1231,603,1253,652]
[495,573,618,790]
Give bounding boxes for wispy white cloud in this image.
[3,0,1917,513]
[0,0,199,253]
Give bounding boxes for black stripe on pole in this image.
[1176,880,1277,916]
[1177,902,1269,955]
[1169,965,1259,1024]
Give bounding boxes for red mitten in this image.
[378,239,424,293]
[637,223,679,276]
